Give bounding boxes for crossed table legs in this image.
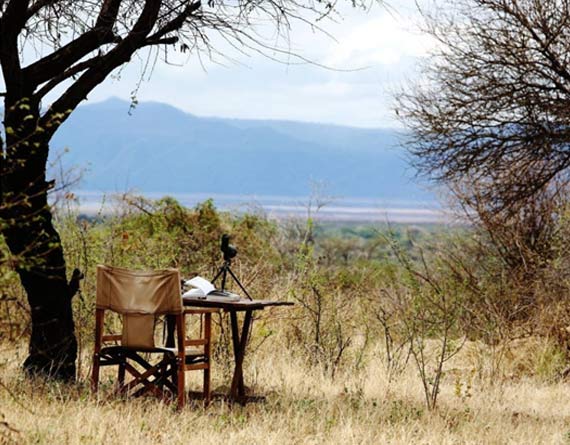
[181,298,293,404]
[229,310,253,402]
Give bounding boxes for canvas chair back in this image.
[96,265,182,349]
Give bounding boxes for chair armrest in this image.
[102,334,122,342]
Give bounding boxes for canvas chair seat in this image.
[100,345,205,357]
[91,265,217,409]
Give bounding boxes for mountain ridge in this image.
[46,98,431,201]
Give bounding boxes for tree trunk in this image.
[1,96,77,381]
[4,216,77,381]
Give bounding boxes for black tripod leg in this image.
[227,267,252,300]
[221,267,228,292]
[211,265,225,285]
[211,261,252,298]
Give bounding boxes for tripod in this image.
[211,259,252,300]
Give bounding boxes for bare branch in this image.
[40,0,163,135]
[26,0,61,18]
[147,1,201,41]
[22,0,123,87]
[0,0,30,89]
[398,0,570,212]
[34,55,103,100]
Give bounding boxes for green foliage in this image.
[3,192,570,394]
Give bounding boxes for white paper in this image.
[202,293,241,302]
[182,288,207,299]
[185,276,216,295]
[183,289,241,302]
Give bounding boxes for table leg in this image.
[230,310,253,402]
[229,312,243,397]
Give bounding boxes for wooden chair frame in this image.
[91,306,218,409]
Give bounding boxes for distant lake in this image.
[65,191,448,224]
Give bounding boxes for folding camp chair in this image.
[91,265,217,408]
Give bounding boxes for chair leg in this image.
[203,367,211,406]
[177,359,185,409]
[117,360,126,394]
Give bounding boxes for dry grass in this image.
[1,338,570,445]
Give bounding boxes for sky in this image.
[6,0,435,129]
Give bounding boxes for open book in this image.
[183,276,241,301]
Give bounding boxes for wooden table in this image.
[182,297,293,403]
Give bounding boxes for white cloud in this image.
[3,1,433,128]
[299,80,355,97]
[322,8,437,68]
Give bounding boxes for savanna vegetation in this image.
[0,0,380,382]
[1,192,570,444]
[3,0,570,443]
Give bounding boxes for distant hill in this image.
[48,98,433,201]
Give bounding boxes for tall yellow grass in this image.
[1,336,570,445]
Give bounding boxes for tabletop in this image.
[182,296,294,311]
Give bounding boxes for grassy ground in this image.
[1,339,570,445]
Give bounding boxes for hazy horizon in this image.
[60,190,446,224]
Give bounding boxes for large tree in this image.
[398,0,570,213]
[0,0,367,381]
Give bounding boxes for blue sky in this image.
[8,1,434,129]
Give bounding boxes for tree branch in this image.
[2,0,30,36]
[147,1,201,41]
[33,56,103,100]
[0,0,30,92]
[144,36,179,47]
[26,0,60,19]
[40,0,163,136]
[22,0,123,87]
